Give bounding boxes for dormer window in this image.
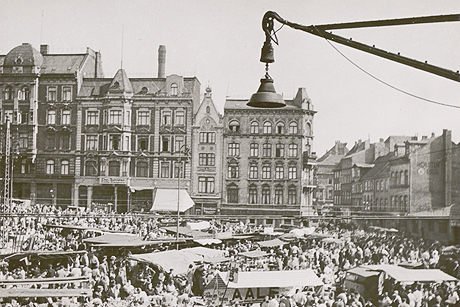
[229,120,240,132]
[171,83,178,96]
[15,56,23,65]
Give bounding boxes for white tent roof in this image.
[150,189,194,212]
[218,269,323,289]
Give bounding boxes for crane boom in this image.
[261,11,460,82]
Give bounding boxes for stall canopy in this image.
[363,265,458,283]
[239,250,268,258]
[257,238,288,248]
[188,221,211,230]
[217,269,323,288]
[150,189,194,212]
[129,247,226,274]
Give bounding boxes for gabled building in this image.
[221,88,316,226]
[190,87,224,215]
[0,43,103,206]
[75,46,201,212]
[314,141,348,215]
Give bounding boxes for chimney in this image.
[40,45,49,55]
[158,45,166,78]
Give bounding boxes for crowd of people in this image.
[0,202,457,307]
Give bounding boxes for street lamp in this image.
[176,145,190,249]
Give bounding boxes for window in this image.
[61,110,71,125]
[18,86,29,101]
[136,136,148,151]
[174,110,185,125]
[404,170,409,186]
[289,122,298,134]
[137,162,149,177]
[46,134,55,149]
[162,110,172,125]
[250,143,259,157]
[20,160,28,174]
[262,165,271,179]
[158,136,169,152]
[262,186,270,204]
[171,83,178,96]
[199,153,215,166]
[276,122,284,134]
[174,136,184,152]
[46,160,55,174]
[109,110,122,125]
[288,143,298,157]
[229,120,240,132]
[249,165,258,179]
[137,111,150,126]
[85,160,98,176]
[305,122,312,136]
[275,165,284,179]
[404,195,408,212]
[19,134,28,149]
[62,86,72,101]
[61,134,70,150]
[61,160,69,175]
[3,86,13,100]
[275,144,284,157]
[108,161,121,176]
[19,111,28,124]
[288,187,297,204]
[263,122,272,134]
[262,143,272,157]
[250,121,259,134]
[275,187,283,204]
[199,132,216,144]
[248,186,258,204]
[47,87,57,102]
[288,165,297,179]
[198,177,215,193]
[86,135,98,151]
[228,164,239,178]
[86,111,99,125]
[109,135,121,150]
[228,143,240,156]
[160,162,170,178]
[47,110,56,125]
[227,185,239,203]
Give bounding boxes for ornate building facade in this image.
[221,88,316,226]
[0,43,103,206]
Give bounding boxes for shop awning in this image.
[257,238,288,248]
[151,189,194,212]
[218,269,323,288]
[364,265,458,283]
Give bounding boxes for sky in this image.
[1,0,459,155]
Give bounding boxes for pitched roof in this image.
[41,54,87,74]
[224,99,300,111]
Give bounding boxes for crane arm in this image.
[262,11,460,82]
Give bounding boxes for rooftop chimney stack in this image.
[158,45,166,78]
[40,45,49,55]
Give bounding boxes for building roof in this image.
[224,99,300,111]
[41,54,87,74]
[107,69,133,94]
[3,43,43,67]
[361,153,393,179]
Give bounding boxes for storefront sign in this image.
[99,177,128,185]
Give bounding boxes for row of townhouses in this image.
[0,43,316,226]
[314,133,460,244]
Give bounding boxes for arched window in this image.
[46,160,55,174]
[400,171,405,185]
[108,161,121,176]
[137,161,149,177]
[250,121,259,134]
[60,160,69,175]
[3,86,13,100]
[289,122,298,134]
[404,170,409,186]
[206,106,210,113]
[305,122,312,136]
[85,160,98,176]
[275,122,284,134]
[18,86,30,101]
[229,120,240,132]
[263,121,272,134]
[171,83,178,96]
